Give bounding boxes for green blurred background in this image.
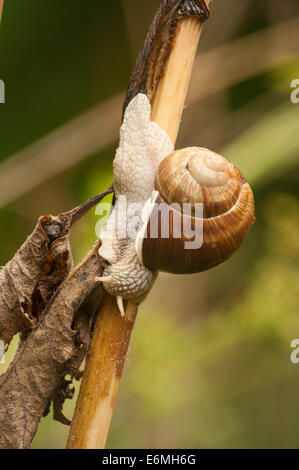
[1,0,299,449]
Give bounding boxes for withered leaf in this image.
[0,247,104,448]
[0,186,113,347]
[0,187,113,448]
[0,214,72,346]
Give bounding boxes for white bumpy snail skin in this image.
[96,94,255,316]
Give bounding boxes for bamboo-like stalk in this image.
[67,0,211,450]
[0,1,4,23]
[151,17,206,142]
[67,294,137,449]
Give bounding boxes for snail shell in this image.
[136,147,255,274]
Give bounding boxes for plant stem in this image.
[151,16,206,143]
[0,1,4,23]
[67,295,137,449]
[67,0,211,449]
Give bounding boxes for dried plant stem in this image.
[151,17,205,142]
[67,1,210,449]
[67,295,137,449]
[0,1,3,23]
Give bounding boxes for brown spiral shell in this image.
[136,147,255,274]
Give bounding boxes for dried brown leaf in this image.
[0,247,104,448]
[0,214,72,346]
[0,187,113,347]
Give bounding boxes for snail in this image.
[96,94,255,316]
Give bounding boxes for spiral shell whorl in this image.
[188,148,230,187]
[155,147,244,218]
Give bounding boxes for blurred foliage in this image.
[0,0,299,449]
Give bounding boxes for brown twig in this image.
[68,184,114,225]
[67,0,211,450]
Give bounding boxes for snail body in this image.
[97,94,255,312]
[97,94,174,311]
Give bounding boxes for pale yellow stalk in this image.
[67,2,211,449]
